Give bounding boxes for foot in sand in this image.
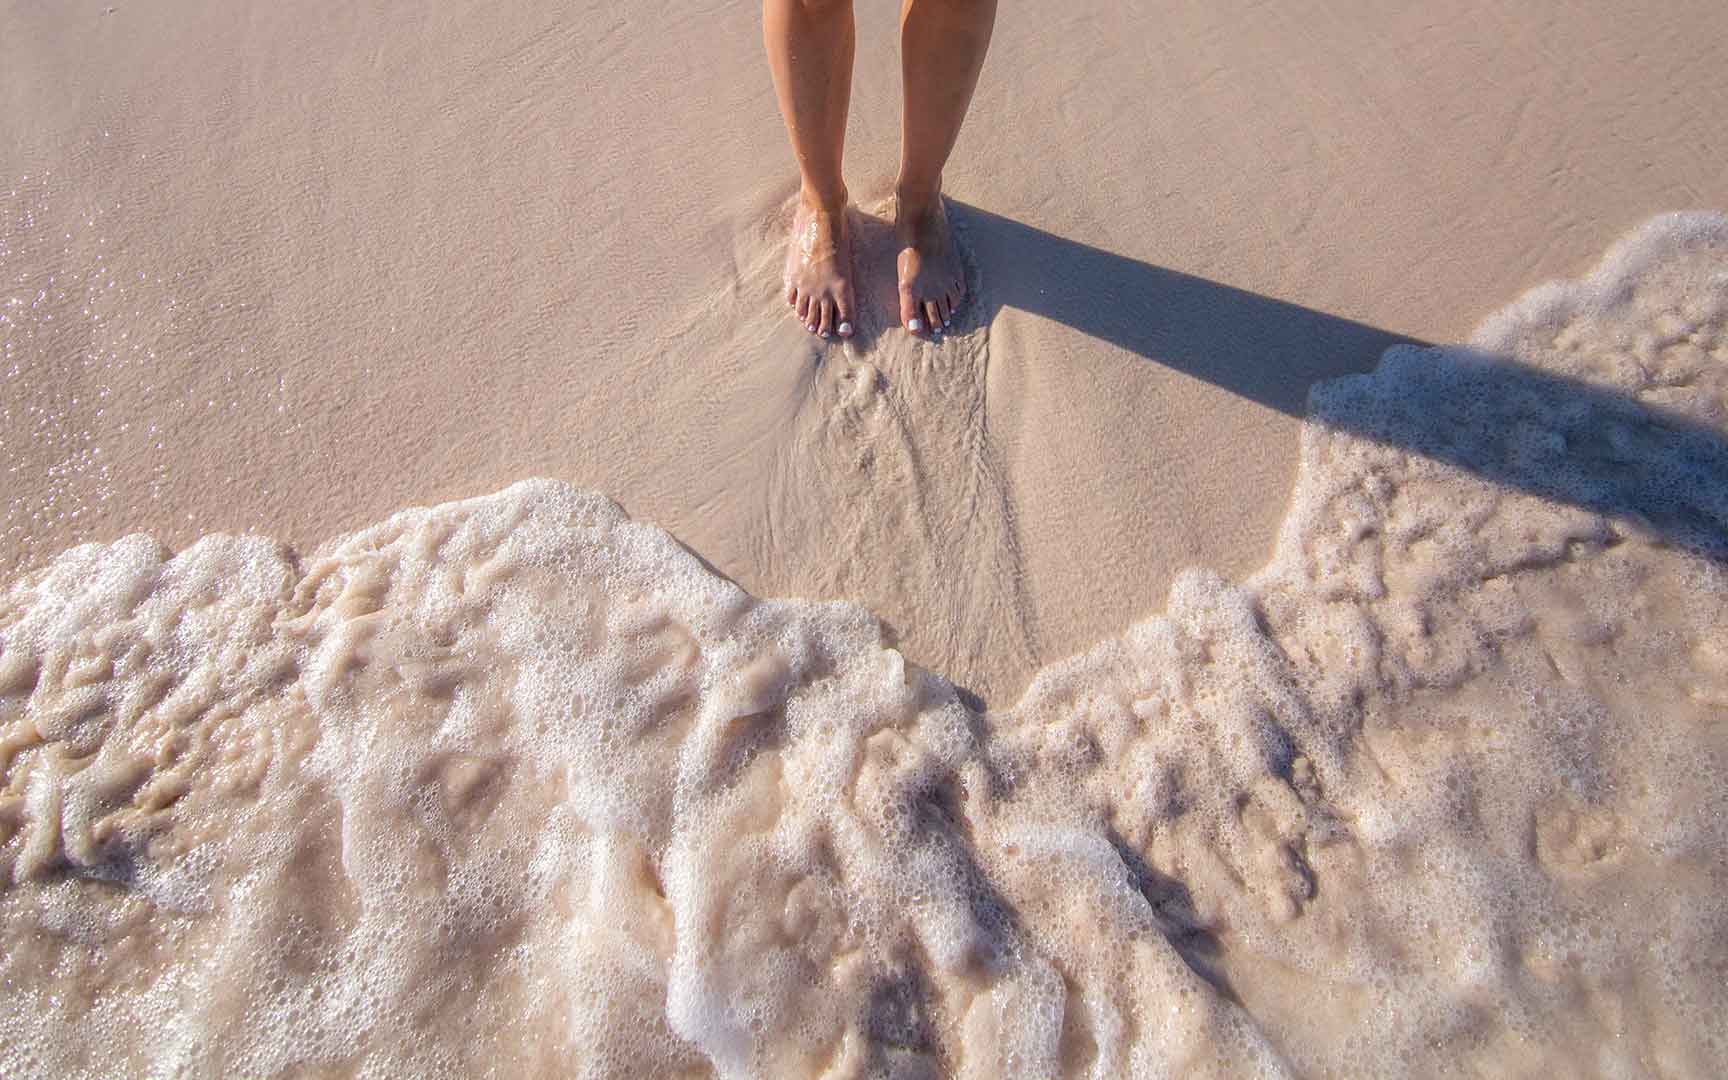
[783,191,856,339]
[894,190,965,335]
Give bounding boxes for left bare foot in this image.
[893,191,966,336]
[783,187,856,340]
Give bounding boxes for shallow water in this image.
[2,214,1725,1076]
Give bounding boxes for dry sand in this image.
[5,0,1726,704]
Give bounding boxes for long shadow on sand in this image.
[954,204,1728,562]
[954,203,1425,417]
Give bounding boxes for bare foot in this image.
[783,189,856,340]
[894,191,966,335]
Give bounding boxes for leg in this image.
[895,0,997,334]
[765,0,858,338]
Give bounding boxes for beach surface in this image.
[4,1,1728,1076]
[7,0,1726,703]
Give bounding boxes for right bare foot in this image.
[783,189,857,339]
[893,190,966,336]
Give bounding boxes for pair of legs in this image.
[767,0,997,338]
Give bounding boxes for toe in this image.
[817,300,834,339]
[795,292,810,323]
[899,286,922,333]
[785,279,797,305]
[837,282,856,337]
[923,299,942,334]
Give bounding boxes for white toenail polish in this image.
[908,319,924,332]
[820,331,829,338]
[943,319,951,328]
[838,322,852,335]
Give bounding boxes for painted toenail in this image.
[908,318,924,332]
[838,322,852,335]
[819,330,829,338]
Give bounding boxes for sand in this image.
[4,1,1728,1075]
[3,217,1727,1075]
[6,0,1725,705]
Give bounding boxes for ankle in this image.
[893,179,942,219]
[799,182,849,216]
